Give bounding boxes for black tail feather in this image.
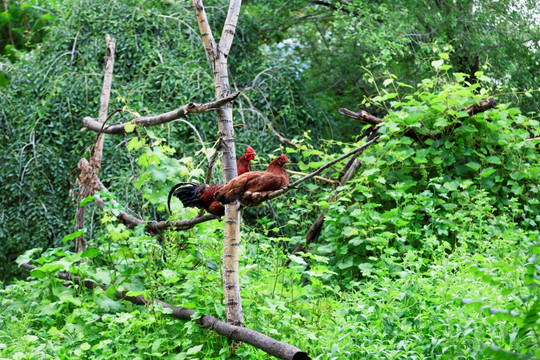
[167,183,203,213]
[214,191,238,205]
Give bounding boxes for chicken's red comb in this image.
[281,154,289,161]
[246,146,255,154]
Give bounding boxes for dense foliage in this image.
[0,0,539,359]
[248,0,540,116]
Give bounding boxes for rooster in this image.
[214,154,289,207]
[167,147,256,216]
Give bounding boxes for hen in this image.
[167,147,256,216]
[214,154,289,207]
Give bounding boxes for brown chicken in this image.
[214,154,289,207]
[167,147,256,216]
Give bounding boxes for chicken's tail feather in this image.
[167,183,203,213]
[214,189,238,205]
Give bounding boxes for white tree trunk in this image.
[193,0,244,327]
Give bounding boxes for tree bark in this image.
[74,35,116,252]
[20,263,311,360]
[193,0,244,328]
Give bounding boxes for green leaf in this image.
[62,230,84,243]
[97,295,123,312]
[434,118,447,127]
[343,226,358,237]
[127,137,142,151]
[30,269,46,279]
[80,195,95,206]
[337,257,354,269]
[59,293,82,306]
[465,162,481,171]
[161,269,180,284]
[16,248,40,266]
[35,263,64,274]
[383,78,394,87]
[124,122,135,133]
[486,156,501,164]
[186,345,203,355]
[480,167,496,178]
[289,255,307,265]
[361,168,379,177]
[82,248,99,258]
[431,59,444,69]
[0,71,9,87]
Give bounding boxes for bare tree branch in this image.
[82,92,240,134]
[219,0,242,58]
[19,263,311,360]
[75,35,116,253]
[462,97,498,116]
[193,0,218,64]
[338,108,383,125]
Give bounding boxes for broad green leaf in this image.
[466,162,481,171]
[431,59,444,69]
[480,167,496,178]
[16,248,40,266]
[62,230,84,243]
[82,248,100,258]
[124,122,135,133]
[186,345,203,355]
[486,156,501,164]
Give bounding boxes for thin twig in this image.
[286,170,339,184]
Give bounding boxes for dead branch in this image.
[75,35,116,252]
[337,108,384,125]
[19,263,310,360]
[463,97,498,116]
[82,92,240,134]
[268,123,298,148]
